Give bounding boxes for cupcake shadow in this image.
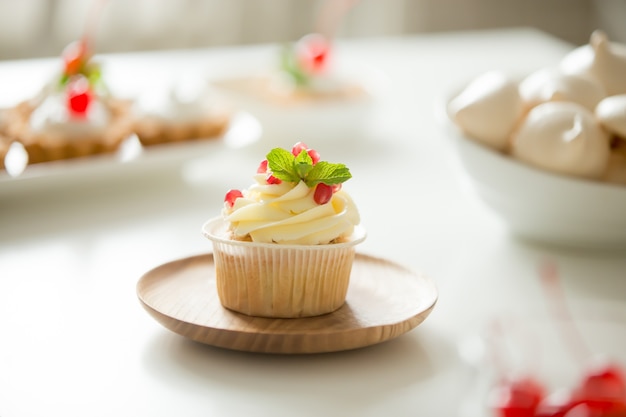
[141,327,451,412]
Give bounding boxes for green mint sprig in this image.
[266,148,351,187]
[280,44,309,87]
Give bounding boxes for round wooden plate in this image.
[136,253,438,354]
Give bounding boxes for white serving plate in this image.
[0,111,261,200]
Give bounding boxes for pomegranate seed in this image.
[224,189,243,208]
[297,34,330,74]
[314,183,333,205]
[257,159,268,174]
[307,149,320,164]
[488,377,545,417]
[267,174,282,185]
[291,142,308,156]
[311,50,327,71]
[66,77,92,116]
[331,183,342,193]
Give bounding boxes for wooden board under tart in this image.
[136,253,438,354]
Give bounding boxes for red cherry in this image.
[534,390,580,417]
[66,76,92,116]
[257,159,268,174]
[314,183,333,205]
[311,49,327,70]
[296,33,330,74]
[574,364,626,402]
[62,40,88,76]
[488,377,546,417]
[224,189,243,208]
[563,400,626,416]
[291,142,309,156]
[565,364,626,417]
[307,149,320,164]
[267,174,282,185]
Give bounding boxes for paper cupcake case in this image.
[203,217,366,318]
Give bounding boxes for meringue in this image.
[447,71,523,151]
[595,94,626,139]
[519,68,606,111]
[511,102,610,179]
[603,147,626,185]
[560,30,626,96]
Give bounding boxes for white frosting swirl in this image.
[223,174,360,245]
[28,92,110,138]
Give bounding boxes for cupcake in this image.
[213,33,380,144]
[4,40,132,165]
[202,142,365,318]
[131,76,231,147]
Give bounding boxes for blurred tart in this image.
[5,40,132,165]
[213,33,378,143]
[131,76,230,147]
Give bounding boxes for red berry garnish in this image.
[291,142,309,156]
[573,363,626,413]
[224,189,243,208]
[291,142,320,164]
[297,34,330,74]
[66,76,92,116]
[488,377,546,417]
[563,400,626,417]
[308,149,320,164]
[257,159,268,174]
[62,40,88,76]
[267,174,282,185]
[580,363,626,400]
[534,389,579,417]
[314,183,333,205]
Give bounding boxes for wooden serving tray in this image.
[136,253,438,354]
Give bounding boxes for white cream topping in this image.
[448,71,523,151]
[511,102,610,179]
[596,94,626,139]
[28,92,110,138]
[519,68,606,111]
[223,174,360,245]
[134,77,219,122]
[560,30,626,96]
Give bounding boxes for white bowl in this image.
[439,97,626,250]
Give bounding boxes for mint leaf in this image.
[265,146,352,187]
[266,148,300,182]
[294,150,313,178]
[304,161,352,186]
[280,44,309,86]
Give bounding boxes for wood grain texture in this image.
[136,253,438,354]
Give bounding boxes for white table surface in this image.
[1,28,625,417]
